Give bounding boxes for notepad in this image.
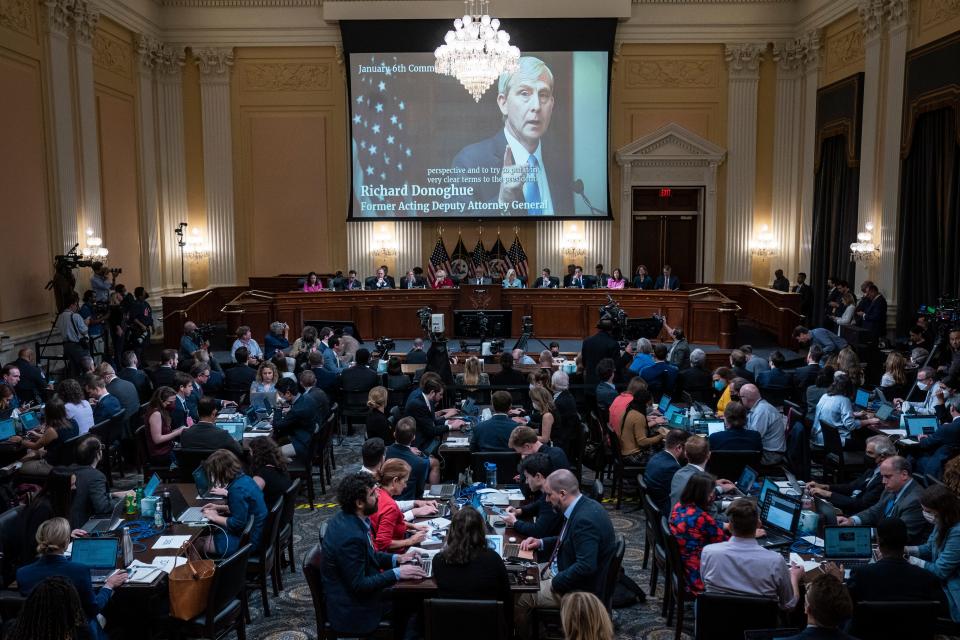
[152,535,192,550]
[789,552,822,573]
[151,556,189,574]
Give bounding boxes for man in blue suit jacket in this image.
[471,391,521,452]
[857,284,888,339]
[640,344,679,397]
[85,375,124,424]
[756,351,794,389]
[654,265,680,290]
[643,430,691,515]
[404,378,464,453]
[385,418,433,500]
[272,377,318,464]
[320,472,425,636]
[595,358,618,412]
[322,336,347,373]
[709,402,763,453]
[915,397,960,477]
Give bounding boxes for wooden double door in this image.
[630,187,701,284]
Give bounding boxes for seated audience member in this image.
[895,366,941,415]
[369,459,428,552]
[320,472,427,636]
[739,383,787,465]
[180,395,243,457]
[700,499,802,609]
[669,437,736,512]
[272,377,318,463]
[200,449,268,554]
[756,350,793,390]
[58,378,94,435]
[529,368,553,396]
[643,429,692,515]
[190,361,229,406]
[231,325,263,360]
[528,386,557,444]
[307,350,339,394]
[509,425,571,471]
[515,470,615,640]
[663,323,690,370]
[655,264,679,290]
[806,366,836,420]
[248,436,292,508]
[620,389,667,465]
[434,506,513,618]
[431,269,454,289]
[639,344,678,395]
[17,518,127,640]
[793,325,848,359]
[361,437,438,520]
[299,369,331,423]
[144,386,183,465]
[709,401,762,453]
[291,325,319,360]
[712,367,735,414]
[118,350,153,402]
[455,356,490,387]
[225,346,257,395]
[780,573,856,640]
[514,347,537,366]
[811,374,879,448]
[729,349,753,383]
[405,337,429,364]
[386,417,436,497]
[560,591,614,640]
[302,271,323,292]
[365,386,393,444]
[0,384,14,419]
[10,349,43,405]
[10,470,73,571]
[537,350,554,371]
[502,452,563,539]
[251,361,279,394]
[471,390,522,452]
[150,349,179,388]
[340,348,379,394]
[98,363,140,420]
[628,338,655,375]
[740,345,769,379]
[669,472,729,594]
[835,346,864,386]
[595,358,618,412]
[404,377,463,455]
[9,575,91,640]
[170,371,195,428]
[676,349,713,404]
[633,264,654,290]
[881,351,909,389]
[386,357,410,391]
[838,456,929,544]
[914,395,960,477]
[491,351,529,386]
[15,396,79,473]
[608,376,647,434]
[806,435,895,513]
[790,345,823,392]
[341,270,363,290]
[905,484,960,620]
[69,435,134,529]
[848,517,948,621]
[263,321,290,359]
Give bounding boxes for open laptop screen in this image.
[824,526,872,558]
[906,415,939,438]
[737,466,758,494]
[658,394,672,414]
[71,537,118,569]
[854,388,871,408]
[761,492,800,535]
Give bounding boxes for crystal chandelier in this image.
[749,224,777,259]
[849,221,879,263]
[81,228,109,260]
[434,0,520,102]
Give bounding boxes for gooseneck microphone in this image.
[572,179,604,215]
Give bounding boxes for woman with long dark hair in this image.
[8,575,91,640]
[812,372,880,448]
[906,484,960,620]
[668,472,728,594]
[248,436,291,508]
[619,389,666,465]
[201,449,268,556]
[14,396,79,472]
[144,386,183,465]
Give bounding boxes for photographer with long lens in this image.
[55,292,90,378]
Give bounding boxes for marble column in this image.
[42,0,79,252]
[771,40,804,280]
[72,0,102,240]
[878,0,910,309]
[723,43,763,283]
[797,30,823,275]
[155,45,188,292]
[855,0,886,285]
[135,36,163,293]
[194,47,236,287]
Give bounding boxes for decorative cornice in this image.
[858,0,885,40]
[156,43,185,76]
[42,0,73,36]
[798,28,823,70]
[885,0,909,30]
[724,43,764,78]
[157,0,319,5]
[0,0,37,37]
[193,46,234,75]
[72,0,99,43]
[772,39,804,74]
[93,29,133,76]
[629,0,793,2]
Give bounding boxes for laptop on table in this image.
[81,498,125,534]
[657,394,672,414]
[823,525,874,569]
[165,486,208,523]
[193,466,221,500]
[731,465,759,497]
[0,419,16,442]
[694,419,725,437]
[901,415,939,444]
[18,411,40,431]
[71,537,120,583]
[853,388,874,412]
[758,491,802,549]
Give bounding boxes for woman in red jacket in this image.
[432,269,454,289]
[369,459,428,551]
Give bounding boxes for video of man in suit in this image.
[348,51,609,219]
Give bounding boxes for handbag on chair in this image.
[168,540,216,620]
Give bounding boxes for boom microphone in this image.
[572,178,604,215]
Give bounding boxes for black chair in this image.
[246,498,283,617]
[470,452,520,485]
[276,478,302,576]
[641,494,668,607]
[0,506,24,588]
[705,450,761,483]
[339,390,370,436]
[660,516,689,640]
[173,448,216,482]
[134,425,178,482]
[424,599,508,640]
[89,411,126,486]
[850,600,940,639]
[783,402,811,481]
[819,420,866,484]
[694,592,780,640]
[758,385,789,408]
[172,544,252,640]
[315,409,339,492]
[600,535,626,611]
[288,422,322,509]
[0,590,26,623]
[601,424,646,509]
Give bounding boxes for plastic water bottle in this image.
[484,462,497,488]
[154,504,164,529]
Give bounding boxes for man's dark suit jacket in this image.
[542,495,615,596]
[512,491,563,538]
[791,363,821,390]
[532,277,558,289]
[404,392,447,451]
[490,368,528,387]
[778,627,857,640]
[385,443,430,500]
[582,330,621,387]
[643,450,682,515]
[119,366,153,402]
[708,428,763,453]
[757,368,794,389]
[180,421,242,457]
[916,416,960,477]
[107,377,140,420]
[824,466,884,513]
[150,365,177,389]
[12,358,45,404]
[654,275,680,290]
[272,393,318,463]
[793,282,813,319]
[847,557,948,616]
[451,130,573,215]
[596,382,618,412]
[92,393,123,424]
[470,414,517,452]
[320,511,398,636]
[404,349,428,365]
[676,366,713,404]
[225,364,257,396]
[400,276,428,289]
[566,276,589,289]
[69,465,115,529]
[305,386,331,424]
[339,365,379,394]
[732,365,755,383]
[171,395,191,429]
[861,295,888,338]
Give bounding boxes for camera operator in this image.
[78,290,107,360]
[90,264,113,303]
[55,292,90,377]
[180,321,210,362]
[941,327,960,378]
[125,287,154,360]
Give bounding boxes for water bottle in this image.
[484,462,497,488]
[154,504,164,529]
[121,526,134,567]
[134,485,144,514]
[161,491,172,524]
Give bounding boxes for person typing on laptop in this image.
[913,395,960,478]
[69,436,135,529]
[837,456,930,544]
[17,517,127,640]
[805,435,895,515]
[501,453,564,539]
[360,437,437,520]
[179,396,243,458]
[199,450,268,556]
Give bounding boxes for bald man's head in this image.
[17,347,35,363]
[739,383,761,408]
[544,469,581,513]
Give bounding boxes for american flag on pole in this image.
[507,233,529,279]
[427,235,451,282]
[486,235,509,279]
[470,238,488,278]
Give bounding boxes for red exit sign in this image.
[659,188,672,198]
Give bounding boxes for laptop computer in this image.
[427,484,457,499]
[704,419,725,436]
[144,473,161,498]
[777,466,803,496]
[853,388,872,411]
[874,402,897,421]
[657,394,672,414]
[732,465,759,496]
[80,498,125,534]
[166,486,208,523]
[0,419,16,441]
[691,419,722,436]
[193,466,221,500]
[248,392,274,412]
[662,404,680,423]
[758,491,802,548]
[215,418,246,442]
[668,410,688,430]
[71,537,119,583]
[18,411,40,431]
[901,415,939,444]
[758,478,780,509]
[814,496,839,536]
[823,525,874,568]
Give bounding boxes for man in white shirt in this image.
[701,499,802,609]
[359,438,437,522]
[739,384,787,465]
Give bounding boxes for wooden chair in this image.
[660,516,689,640]
[601,424,646,509]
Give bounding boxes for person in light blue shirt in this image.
[793,325,847,361]
[502,268,525,288]
[323,336,348,373]
[811,374,880,447]
[906,484,960,621]
[230,325,263,360]
[628,338,655,375]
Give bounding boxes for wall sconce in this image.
[81,228,109,260]
[749,224,776,259]
[562,223,587,257]
[849,222,879,263]
[372,231,397,257]
[185,228,211,261]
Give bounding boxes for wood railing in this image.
[701,284,805,346]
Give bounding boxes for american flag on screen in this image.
[427,236,451,281]
[507,234,529,279]
[470,238,488,278]
[487,235,509,279]
[450,236,471,280]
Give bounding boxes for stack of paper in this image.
[445,437,470,447]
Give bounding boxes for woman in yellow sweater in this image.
[712,367,736,414]
[619,389,669,465]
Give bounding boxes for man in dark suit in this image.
[367,267,395,290]
[532,268,557,288]
[451,58,573,217]
[180,396,243,457]
[807,435,895,513]
[501,452,564,539]
[470,391,521,452]
[654,265,680,290]
[838,456,930,544]
[756,351,793,389]
[639,344,679,398]
[306,350,339,394]
[566,266,588,289]
[914,396,960,477]
[792,272,813,321]
[779,573,857,640]
[595,358,618,412]
[516,469,615,639]
[643,429,691,515]
[339,349,379,395]
[150,349,179,388]
[709,402,762,453]
[593,264,610,289]
[170,371,195,428]
[857,283,888,340]
[187,363,237,416]
[675,349,714,404]
[400,270,427,290]
[97,363,139,421]
[385,418,433,500]
[403,377,463,454]
[69,435,130,529]
[299,370,331,425]
[404,338,428,364]
[467,264,493,285]
[118,350,152,403]
[550,372,581,454]
[790,345,823,391]
[509,425,571,471]
[491,352,529,387]
[84,375,123,424]
[582,320,621,389]
[11,348,46,404]
[224,346,257,399]
[319,472,426,637]
[273,377,317,465]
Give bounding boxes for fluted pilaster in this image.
[135,35,163,293]
[73,0,102,240]
[797,29,823,275]
[770,40,804,281]
[536,220,612,274]
[156,45,188,291]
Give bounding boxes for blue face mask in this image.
[713,380,726,392]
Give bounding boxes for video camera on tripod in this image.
[597,295,664,343]
[918,297,960,343]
